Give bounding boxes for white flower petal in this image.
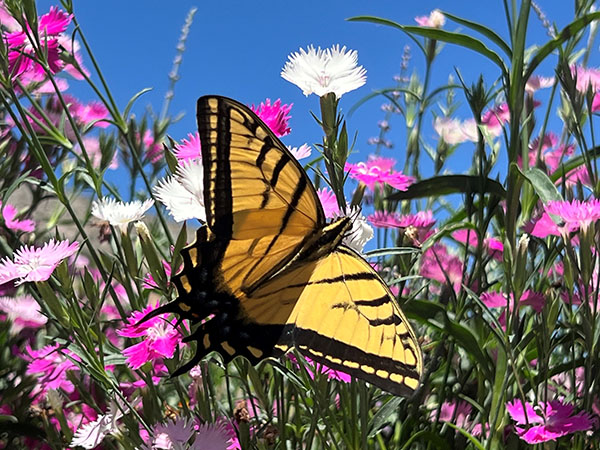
[91,197,154,233]
[281,45,367,98]
[153,160,205,222]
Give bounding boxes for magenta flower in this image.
[433,400,472,429]
[481,103,510,131]
[545,198,600,231]
[316,187,340,219]
[143,260,173,289]
[367,211,435,245]
[345,157,414,191]
[251,98,292,137]
[118,303,182,370]
[525,212,578,238]
[0,239,79,286]
[420,244,464,293]
[0,201,35,232]
[74,136,119,170]
[174,132,201,162]
[68,96,109,128]
[0,294,47,332]
[481,290,545,329]
[6,6,72,78]
[142,130,163,164]
[24,343,79,399]
[506,399,595,444]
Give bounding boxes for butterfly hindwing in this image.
[240,245,423,397]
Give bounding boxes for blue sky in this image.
[37,1,598,191]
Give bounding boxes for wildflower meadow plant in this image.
[3,1,600,449]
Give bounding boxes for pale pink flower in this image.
[288,143,312,160]
[316,187,340,219]
[415,9,446,28]
[251,98,292,137]
[0,201,35,232]
[174,132,201,162]
[434,117,474,145]
[420,244,463,293]
[525,133,574,172]
[74,136,118,170]
[0,239,79,285]
[525,75,555,94]
[345,157,414,191]
[572,65,600,93]
[289,354,351,383]
[281,45,366,98]
[0,294,46,332]
[506,399,595,444]
[69,97,109,128]
[118,303,182,370]
[433,400,472,429]
[545,198,600,231]
[24,343,79,398]
[0,2,19,32]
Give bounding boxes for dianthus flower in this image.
[92,197,154,233]
[154,160,206,222]
[544,198,600,231]
[345,157,414,191]
[173,132,201,162]
[251,98,292,137]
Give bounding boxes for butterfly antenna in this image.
[134,301,178,327]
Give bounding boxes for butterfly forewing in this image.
[197,96,325,295]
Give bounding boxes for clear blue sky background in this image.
[37,1,598,194]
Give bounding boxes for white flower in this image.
[70,401,124,449]
[91,197,154,233]
[153,160,206,222]
[288,143,312,160]
[281,45,367,98]
[341,209,374,253]
[525,75,555,94]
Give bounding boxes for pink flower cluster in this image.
[345,156,414,191]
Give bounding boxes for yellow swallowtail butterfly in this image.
[147,95,423,396]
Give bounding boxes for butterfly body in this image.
[148,96,423,396]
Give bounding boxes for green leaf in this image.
[387,175,506,200]
[550,146,600,182]
[518,166,562,203]
[444,319,492,379]
[399,430,451,449]
[525,12,600,80]
[367,397,402,438]
[349,16,507,72]
[123,87,153,121]
[444,423,486,450]
[441,11,512,57]
[364,247,420,258]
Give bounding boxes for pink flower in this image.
[0,201,35,232]
[481,290,545,328]
[74,136,119,170]
[0,294,47,332]
[289,354,351,383]
[6,6,72,78]
[367,211,435,244]
[452,229,504,261]
[68,97,109,128]
[142,130,163,164]
[0,239,79,285]
[525,133,574,172]
[506,399,595,444]
[524,212,578,238]
[545,198,600,231]
[434,117,476,145]
[481,103,510,131]
[525,75,554,94]
[0,3,19,32]
[316,187,340,219]
[345,157,414,191]
[572,65,600,93]
[24,343,79,399]
[118,303,182,370]
[143,260,173,289]
[420,244,463,293]
[288,143,311,160]
[251,98,292,137]
[415,9,445,28]
[434,400,472,429]
[173,132,201,162]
